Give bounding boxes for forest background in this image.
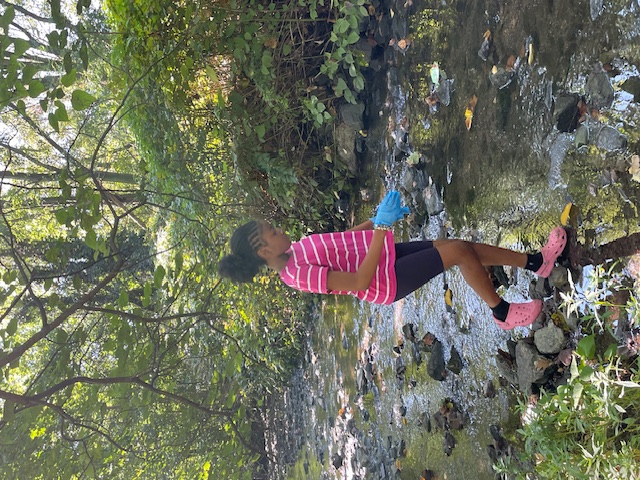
[0,0,372,477]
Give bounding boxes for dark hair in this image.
[218,220,266,284]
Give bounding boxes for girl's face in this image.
[257,222,291,259]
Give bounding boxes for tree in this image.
[0,2,304,478]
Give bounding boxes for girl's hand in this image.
[373,191,410,226]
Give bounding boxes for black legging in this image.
[393,241,445,301]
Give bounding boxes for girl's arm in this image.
[326,229,387,292]
[346,219,374,232]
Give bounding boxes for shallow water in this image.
[281,1,640,479]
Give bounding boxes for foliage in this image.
[0,2,310,478]
[103,0,371,230]
[495,265,640,479]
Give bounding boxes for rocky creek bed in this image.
[260,0,640,479]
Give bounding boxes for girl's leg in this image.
[435,239,528,269]
[432,239,512,308]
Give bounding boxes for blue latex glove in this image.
[373,191,410,226]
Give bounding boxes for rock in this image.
[443,431,456,456]
[566,313,580,331]
[620,76,640,102]
[595,125,626,151]
[534,323,566,354]
[433,411,447,430]
[585,68,614,109]
[548,266,570,291]
[331,452,343,469]
[400,168,429,193]
[422,183,444,216]
[427,339,447,381]
[411,341,423,367]
[489,66,515,89]
[515,342,549,393]
[334,122,358,174]
[402,322,418,342]
[495,351,518,387]
[553,93,581,133]
[395,356,406,376]
[340,102,365,131]
[447,409,466,430]
[483,379,496,398]
[575,124,589,148]
[421,469,436,480]
[446,346,463,374]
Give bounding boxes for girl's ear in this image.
[256,246,270,260]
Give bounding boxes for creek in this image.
[270,1,640,479]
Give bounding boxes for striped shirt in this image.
[279,230,397,305]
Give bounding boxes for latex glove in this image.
[373,191,410,226]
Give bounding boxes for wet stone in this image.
[585,69,614,109]
[534,323,566,355]
[515,342,548,393]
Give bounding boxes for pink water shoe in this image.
[493,300,543,330]
[534,227,567,278]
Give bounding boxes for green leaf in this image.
[118,290,129,308]
[21,64,37,83]
[15,99,25,114]
[6,316,18,336]
[175,251,183,272]
[579,365,594,381]
[54,104,68,122]
[153,265,166,288]
[47,30,60,49]
[0,7,15,30]
[142,282,152,307]
[79,43,88,69]
[205,65,218,82]
[13,38,30,57]
[28,80,45,98]
[71,89,95,110]
[346,31,360,45]
[85,229,97,249]
[48,113,59,132]
[63,52,72,73]
[60,68,76,87]
[577,335,596,359]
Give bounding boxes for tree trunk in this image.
[566,228,640,268]
[1,171,137,184]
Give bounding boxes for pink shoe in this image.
[493,300,543,330]
[534,227,567,278]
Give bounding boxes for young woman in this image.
[218,191,567,330]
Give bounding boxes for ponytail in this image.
[218,220,266,284]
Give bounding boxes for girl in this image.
[218,191,567,330]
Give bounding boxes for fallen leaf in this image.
[556,348,573,366]
[560,202,573,226]
[505,55,516,71]
[444,287,453,307]
[465,109,473,130]
[464,95,477,131]
[534,358,553,370]
[263,37,277,49]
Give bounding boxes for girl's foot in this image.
[493,300,543,330]
[534,227,567,278]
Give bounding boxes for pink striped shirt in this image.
[279,230,397,305]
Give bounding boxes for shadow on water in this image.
[281,0,640,479]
